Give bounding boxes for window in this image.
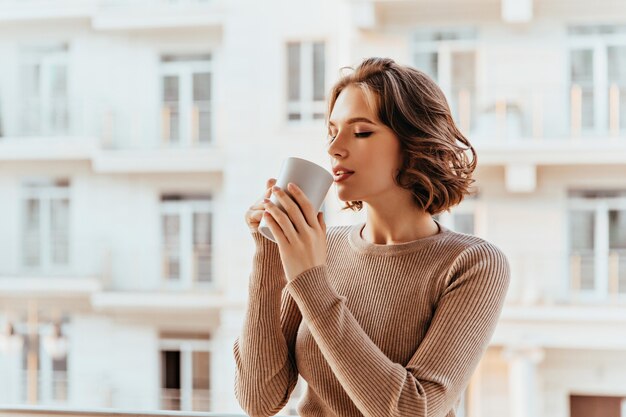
[160,333,211,412]
[412,29,477,134]
[160,54,213,146]
[609,208,626,295]
[567,189,626,300]
[568,25,626,136]
[434,191,481,236]
[19,44,70,136]
[21,179,71,270]
[161,194,213,287]
[286,41,326,122]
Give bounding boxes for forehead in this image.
[329,85,378,123]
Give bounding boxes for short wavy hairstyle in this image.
[326,57,477,216]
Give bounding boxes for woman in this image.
[235,57,510,417]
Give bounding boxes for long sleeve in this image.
[284,242,511,417]
[233,231,303,417]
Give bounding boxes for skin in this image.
[327,84,440,245]
[245,178,327,282]
[243,84,441,281]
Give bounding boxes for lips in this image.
[334,172,354,182]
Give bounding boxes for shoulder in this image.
[441,232,511,284]
[440,229,508,263]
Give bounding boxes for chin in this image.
[335,186,354,201]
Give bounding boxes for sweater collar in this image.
[348,219,450,256]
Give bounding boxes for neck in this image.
[362,211,439,245]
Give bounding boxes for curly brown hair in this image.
[326,57,478,215]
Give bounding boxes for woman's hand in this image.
[262,182,327,282]
[244,178,277,234]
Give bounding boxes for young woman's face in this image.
[327,84,403,205]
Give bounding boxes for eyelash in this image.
[327,132,373,142]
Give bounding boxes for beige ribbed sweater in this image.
[233,220,510,417]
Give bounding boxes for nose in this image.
[326,131,347,159]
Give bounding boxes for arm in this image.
[285,242,510,417]
[233,231,303,417]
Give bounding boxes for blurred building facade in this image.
[0,0,625,416]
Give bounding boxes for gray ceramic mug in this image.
[258,157,334,243]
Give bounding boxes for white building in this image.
[0,0,625,416]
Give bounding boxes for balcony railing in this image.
[507,249,626,305]
[17,371,68,405]
[0,407,256,417]
[570,249,626,297]
[1,98,99,139]
[3,83,625,148]
[100,0,214,7]
[449,83,626,141]
[161,389,210,412]
[0,98,214,150]
[0,0,212,6]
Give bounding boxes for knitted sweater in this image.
[233,219,510,417]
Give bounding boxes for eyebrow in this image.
[328,117,376,127]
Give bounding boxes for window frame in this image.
[159,336,213,412]
[411,28,478,134]
[19,44,70,136]
[285,39,327,124]
[159,55,213,146]
[19,179,72,273]
[566,192,626,302]
[567,28,626,136]
[159,197,214,290]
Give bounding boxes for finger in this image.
[263,209,287,245]
[263,198,296,243]
[264,179,277,199]
[318,211,326,232]
[286,182,317,228]
[268,187,305,236]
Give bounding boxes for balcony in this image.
[505,249,626,307]
[0,407,254,417]
[0,98,225,173]
[491,248,626,351]
[0,257,104,312]
[351,0,502,29]
[354,0,626,27]
[0,0,95,21]
[0,240,227,319]
[0,0,225,30]
[441,83,626,178]
[161,388,210,413]
[453,83,626,143]
[93,0,225,31]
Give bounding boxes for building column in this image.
[465,358,483,417]
[502,346,545,417]
[211,307,245,413]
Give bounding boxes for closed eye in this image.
[327,132,373,142]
